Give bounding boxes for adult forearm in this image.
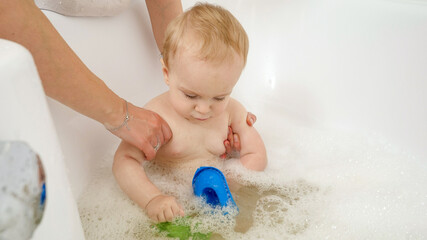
[145,0,183,52]
[0,0,124,126]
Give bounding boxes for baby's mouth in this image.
[192,115,211,121]
[194,117,209,121]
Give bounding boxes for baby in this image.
[113,3,267,223]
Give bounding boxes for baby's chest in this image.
[162,119,228,159]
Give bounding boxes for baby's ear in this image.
[160,58,170,86]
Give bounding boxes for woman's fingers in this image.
[233,133,241,151]
[112,104,173,160]
[222,112,256,157]
[246,112,257,126]
[160,117,173,143]
[227,126,234,146]
[141,140,156,160]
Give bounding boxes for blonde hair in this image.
[162,3,249,68]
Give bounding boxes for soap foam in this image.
[78,118,427,239]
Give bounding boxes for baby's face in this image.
[163,47,244,123]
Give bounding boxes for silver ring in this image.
[153,137,160,152]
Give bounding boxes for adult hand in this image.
[221,112,257,158]
[108,102,172,160]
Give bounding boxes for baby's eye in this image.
[185,94,197,99]
[214,97,226,101]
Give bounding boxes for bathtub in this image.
[1,0,427,239]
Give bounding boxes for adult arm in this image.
[145,0,183,52]
[0,0,122,127]
[0,0,171,160]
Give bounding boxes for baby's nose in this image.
[195,102,210,114]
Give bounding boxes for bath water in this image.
[78,115,427,239]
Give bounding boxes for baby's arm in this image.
[228,99,267,171]
[113,140,184,222]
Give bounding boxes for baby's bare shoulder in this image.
[144,92,169,112]
[226,98,248,127]
[144,92,179,128]
[227,98,246,115]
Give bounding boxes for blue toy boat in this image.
[192,166,238,213]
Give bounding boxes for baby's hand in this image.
[145,194,185,222]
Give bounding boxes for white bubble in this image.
[78,119,427,239]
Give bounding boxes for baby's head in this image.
[162,2,248,69]
[161,3,249,122]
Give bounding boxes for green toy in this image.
[154,217,212,240]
